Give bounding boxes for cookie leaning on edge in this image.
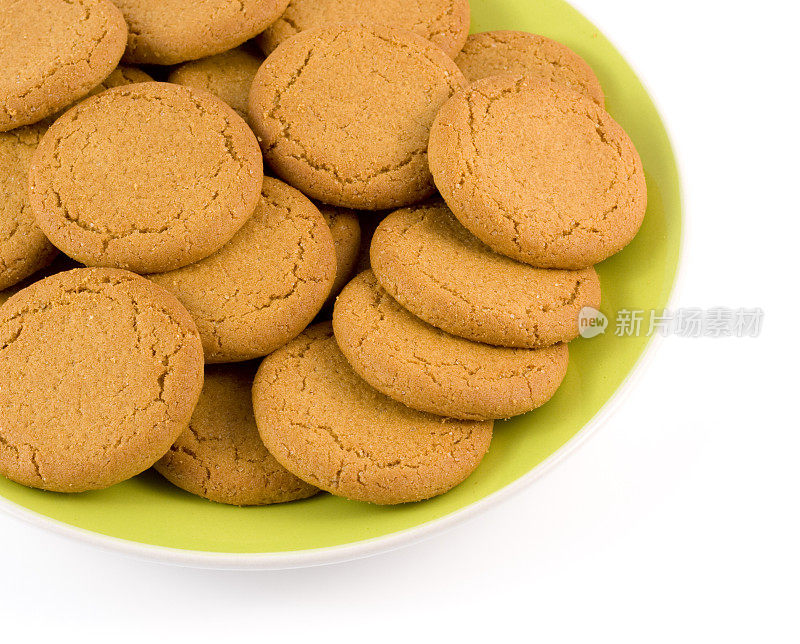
[110,0,289,65]
[0,267,204,493]
[0,124,60,292]
[252,323,493,505]
[0,0,128,131]
[248,24,467,210]
[168,47,263,120]
[428,75,647,269]
[455,31,604,105]
[371,203,601,349]
[333,270,570,421]
[319,205,362,307]
[155,363,318,506]
[150,177,336,364]
[29,82,263,274]
[257,0,471,58]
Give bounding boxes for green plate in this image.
[0,0,682,567]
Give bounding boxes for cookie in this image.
[111,0,289,65]
[252,323,493,505]
[155,363,318,506]
[91,65,153,93]
[1,124,59,291]
[428,75,647,269]
[333,270,570,420]
[150,177,336,363]
[455,31,604,105]
[30,82,263,274]
[168,47,263,119]
[0,0,128,131]
[1,65,151,292]
[371,203,601,348]
[319,206,361,307]
[353,213,387,274]
[257,0,470,58]
[0,267,204,492]
[248,24,467,210]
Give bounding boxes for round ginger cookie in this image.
[248,24,467,210]
[0,0,128,132]
[1,124,59,292]
[150,177,336,363]
[168,47,263,119]
[0,267,204,493]
[333,271,570,421]
[252,323,493,505]
[155,363,318,506]
[29,82,263,274]
[319,205,361,307]
[0,66,152,292]
[110,0,289,65]
[257,0,470,58]
[455,31,604,105]
[428,75,647,269]
[371,203,601,348]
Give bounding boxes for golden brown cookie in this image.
[252,323,493,505]
[0,0,127,132]
[30,82,263,274]
[319,205,361,307]
[248,24,467,210]
[429,75,647,269]
[155,363,318,506]
[167,47,263,119]
[333,270,570,420]
[0,124,59,291]
[257,0,470,58]
[0,267,204,493]
[455,31,604,105]
[150,177,336,364]
[1,66,150,292]
[353,213,388,274]
[371,203,601,348]
[111,0,289,65]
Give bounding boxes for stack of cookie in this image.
[0,0,645,507]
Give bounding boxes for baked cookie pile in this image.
[0,0,645,506]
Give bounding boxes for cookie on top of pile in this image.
[0,0,645,506]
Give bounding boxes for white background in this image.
[1,1,797,641]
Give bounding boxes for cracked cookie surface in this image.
[319,205,361,307]
[257,0,470,58]
[29,82,263,274]
[333,270,569,420]
[1,66,150,292]
[248,24,467,210]
[455,31,604,105]
[168,47,263,120]
[110,0,289,65]
[0,124,59,291]
[0,0,128,131]
[155,363,318,506]
[252,323,492,505]
[0,267,204,492]
[370,203,601,348]
[150,177,336,364]
[428,74,647,269]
